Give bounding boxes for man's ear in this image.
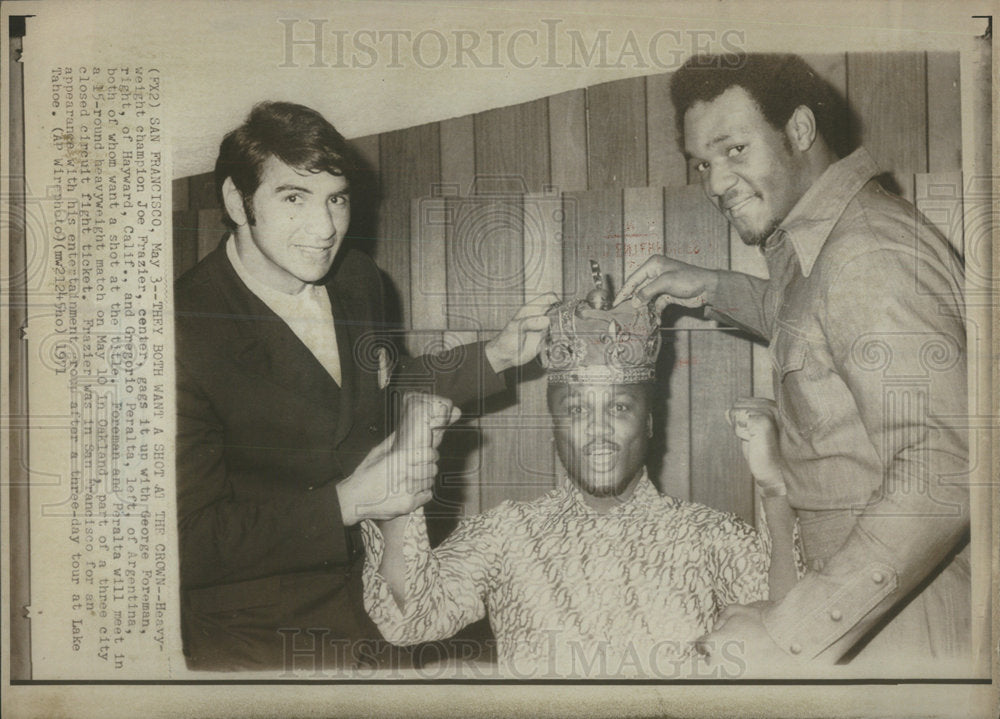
[221,177,249,227]
[785,105,817,152]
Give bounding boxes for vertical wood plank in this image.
[347,134,381,261]
[350,134,380,176]
[658,184,752,520]
[446,196,524,331]
[440,115,476,195]
[548,89,588,193]
[586,77,648,189]
[624,186,689,500]
[172,209,199,278]
[645,73,687,189]
[379,123,441,329]
[662,184,730,330]
[375,197,412,329]
[689,329,754,522]
[846,52,927,201]
[410,197,449,330]
[522,190,564,299]
[187,171,217,211]
[172,175,190,213]
[915,172,965,259]
[926,52,962,172]
[474,98,550,194]
[622,186,665,277]
[380,123,442,201]
[402,330,483,534]
[562,189,623,299]
[480,350,555,512]
[196,208,225,260]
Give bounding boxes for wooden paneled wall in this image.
[172,52,963,527]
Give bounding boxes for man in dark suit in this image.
[175,102,554,671]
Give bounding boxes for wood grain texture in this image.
[172,209,199,278]
[689,328,754,522]
[847,52,927,201]
[622,186,665,278]
[522,190,564,300]
[586,77,648,189]
[623,187,687,499]
[446,195,524,331]
[376,197,412,329]
[186,171,217,211]
[196,208,225,260]
[548,89,588,193]
[380,123,441,201]
[562,189,623,299]
[440,115,476,196]
[645,72,687,189]
[926,52,962,173]
[687,189,752,520]
[350,134,380,176]
[409,197,448,331]
[479,353,555,511]
[474,98,550,195]
[400,330,483,529]
[662,184,729,330]
[172,175,190,213]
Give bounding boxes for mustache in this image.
[583,440,620,455]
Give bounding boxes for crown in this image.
[540,293,661,385]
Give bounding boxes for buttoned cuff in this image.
[761,561,898,658]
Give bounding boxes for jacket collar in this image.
[203,236,361,444]
[767,147,880,277]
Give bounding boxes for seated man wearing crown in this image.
[360,289,797,678]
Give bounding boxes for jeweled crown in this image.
[540,292,661,385]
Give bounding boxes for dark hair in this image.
[214,101,358,229]
[670,54,852,158]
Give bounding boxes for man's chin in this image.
[571,473,630,499]
[735,218,780,248]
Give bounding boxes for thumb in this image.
[366,430,396,462]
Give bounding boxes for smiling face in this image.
[684,86,809,247]
[225,155,351,293]
[549,383,651,510]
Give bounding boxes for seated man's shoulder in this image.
[667,496,754,534]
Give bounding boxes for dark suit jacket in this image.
[175,239,504,670]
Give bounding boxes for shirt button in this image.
[789,643,802,655]
[307,485,314,491]
[829,609,843,622]
[871,571,885,584]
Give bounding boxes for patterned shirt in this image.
[362,472,768,677]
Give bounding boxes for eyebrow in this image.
[684,133,735,161]
[273,184,350,195]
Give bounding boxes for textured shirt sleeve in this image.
[361,506,504,645]
[761,246,968,660]
[704,270,773,341]
[708,512,770,607]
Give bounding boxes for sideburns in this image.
[242,196,257,226]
